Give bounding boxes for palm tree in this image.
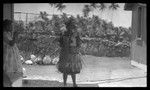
[109,3,120,21]
[49,3,57,15]
[89,3,107,18]
[61,13,68,22]
[82,5,93,18]
[99,3,107,11]
[89,3,119,19]
[49,3,66,14]
[90,3,97,9]
[55,3,66,12]
[39,11,49,21]
[89,3,97,16]
[37,11,49,32]
[109,3,120,10]
[89,3,119,12]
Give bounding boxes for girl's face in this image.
[72,31,77,37]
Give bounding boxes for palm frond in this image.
[83,5,92,17]
[49,3,57,7]
[109,3,120,10]
[90,3,98,9]
[57,4,66,12]
[99,3,107,11]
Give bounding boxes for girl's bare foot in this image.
[64,83,67,87]
[73,84,78,87]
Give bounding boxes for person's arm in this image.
[76,36,82,48]
[58,36,63,47]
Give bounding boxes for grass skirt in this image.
[57,52,82,74]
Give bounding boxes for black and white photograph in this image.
[3,3,147,87]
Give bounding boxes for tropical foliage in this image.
[14,3,131,63]
[14,11,131,62]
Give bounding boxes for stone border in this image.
[131,60,147,72]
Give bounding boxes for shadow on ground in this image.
[22,79,98,87]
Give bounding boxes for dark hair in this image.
[3,19,12,32]
[64,17,77,37]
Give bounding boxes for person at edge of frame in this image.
[3,19,23,87]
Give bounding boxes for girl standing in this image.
[57,18,82,87]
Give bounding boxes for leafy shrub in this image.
[14,13,131,59]
[81,38,131,57]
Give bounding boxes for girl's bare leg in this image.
[63,73,68,86]
[71,74,77,87]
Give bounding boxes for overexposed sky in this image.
[14,3,132,28]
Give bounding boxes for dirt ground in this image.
[22,55,146,87]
